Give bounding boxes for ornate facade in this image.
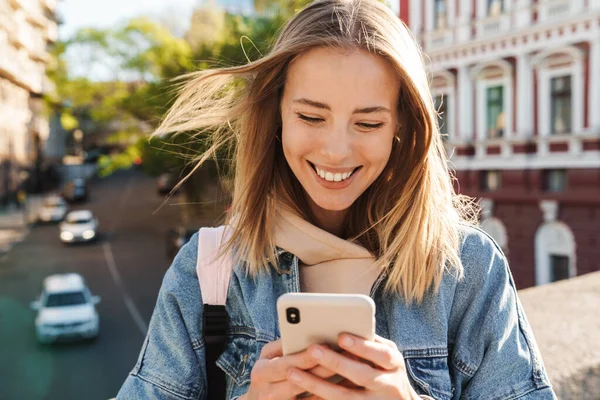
[397,0,600,288]
[0,0,58,203]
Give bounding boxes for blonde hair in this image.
[156,0,477,303]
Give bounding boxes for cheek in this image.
[281,123,313,160]
[358,134,395,168]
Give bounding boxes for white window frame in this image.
[426,0,455,32]
[431,71,456,141]
[535,222,576,285]
[533,46,584,137]
[409,0,422,35]
[432,91,452,138]
[388,0,400,17]
[472,61,513,140]
[477,0,512,18]
[539,66,582,136]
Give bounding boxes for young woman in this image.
[117,0,556,399]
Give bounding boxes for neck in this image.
[308,201,348,237]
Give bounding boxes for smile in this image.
[308,162,361,183]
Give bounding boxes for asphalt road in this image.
[0,169,206,400]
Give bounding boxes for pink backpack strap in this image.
[196,226,233,306]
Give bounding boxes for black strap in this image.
[204,304,228,399]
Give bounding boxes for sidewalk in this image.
[0,195,44,254]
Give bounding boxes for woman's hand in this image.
[241,339,337,400]
[285,334,421,400]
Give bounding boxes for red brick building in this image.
[395,0,600,288]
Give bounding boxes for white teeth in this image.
[313,165,356,182]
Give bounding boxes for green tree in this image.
[48,7,290,220]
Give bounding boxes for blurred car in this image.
[59,210,99,243]
[166,226,198,260]
[37,195,68,223]
[30,273,101,344]
[157,173,178,195]
[62,178,89,203]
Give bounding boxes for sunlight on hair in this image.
[155,0,479,303]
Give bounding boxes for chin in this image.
[311,196,355,212]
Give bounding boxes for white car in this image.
[31,273,101,343]
[38,195,68,223]
[59,210,98,243]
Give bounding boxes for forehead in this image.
[284,47,401,107]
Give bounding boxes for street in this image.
[0,170,214,400]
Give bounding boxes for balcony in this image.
[476,13,511,39]
[424,28,454,50]
[450,131,600,171]
[45,19,57,42]
[0,34,44,93]
[0,6,17,34]
[537,0,585,24]
[41,0,57,13]
[8,18,49,62]
[41,75,55,95]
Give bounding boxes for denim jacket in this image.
[117,225,556,399]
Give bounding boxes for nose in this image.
[319,124,352,163]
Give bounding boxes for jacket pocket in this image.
[216,334,258,388]
[404,348,453,400]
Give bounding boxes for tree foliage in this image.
[48,1,311,211]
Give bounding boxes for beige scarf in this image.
[273,207,382,295]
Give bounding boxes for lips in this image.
[307,161,361,188]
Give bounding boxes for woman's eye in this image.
[357,122,384,130]
[297,113,324,123]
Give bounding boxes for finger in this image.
[259,339,283,359]
[374,334,398,350]
[339,334,403,371]
[262,378,318,399]
[307,364,336,379]
[307,345,376,389]
[287,367,358,400]
[253,350,325,383]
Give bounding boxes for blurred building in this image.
[396,0,600,288]
[0,0,58,204]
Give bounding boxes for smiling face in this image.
[280,47,401,233]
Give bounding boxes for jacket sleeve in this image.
[116,233,208,400]
[448,228,557,400]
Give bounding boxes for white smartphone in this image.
[276,293,376,356]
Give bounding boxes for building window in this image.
[480,170,501,192]
[550,254,570,282]
[434,0,447,29]
[434,94,448,139]
[486,86,504,138]
[543,170,567,192]
[550,75,572,134]
[488,0,503,16]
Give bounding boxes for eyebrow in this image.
[293,98,391,114]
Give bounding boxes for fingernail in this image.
[341,335,354,347]
[311,346,323,359]
[289,371,302,382]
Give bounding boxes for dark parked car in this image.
[166,227,198,261]
[62,178,89,203]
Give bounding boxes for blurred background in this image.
[0,0,598,399]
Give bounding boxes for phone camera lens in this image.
[286,307,300,324]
